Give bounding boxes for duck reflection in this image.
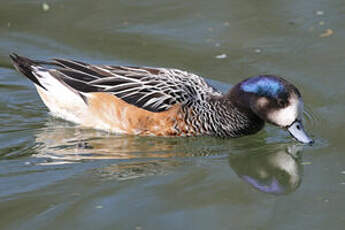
[229,145,303,195]
[34,119,187,161]
[35,119,304,194]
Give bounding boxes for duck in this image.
[9,53,313,144]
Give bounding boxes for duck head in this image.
[229,75,313,144]
[229,147,303,195]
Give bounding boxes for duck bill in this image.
[287,120,314,145]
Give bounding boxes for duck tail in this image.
[9,53,47,90]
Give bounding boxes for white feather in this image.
[33,68,87,123]
[269,97,303,127]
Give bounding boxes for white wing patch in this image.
[32,67,88,123]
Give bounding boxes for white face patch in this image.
[268,96,304,127]
[269,151,300,186]
[256,97,270,108]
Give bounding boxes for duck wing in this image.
[49,58,222,112]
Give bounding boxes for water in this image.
[1,0,345,229]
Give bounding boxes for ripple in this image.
[304,104,320,130]
[32,119,230,162]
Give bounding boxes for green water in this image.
[1,0,345,229]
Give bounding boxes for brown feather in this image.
[84,92,188,136]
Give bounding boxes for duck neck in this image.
[201,95,265,137]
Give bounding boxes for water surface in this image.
[1,0,345,229]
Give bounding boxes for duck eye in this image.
[277,98,285,107]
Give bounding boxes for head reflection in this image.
[229,145,303,195]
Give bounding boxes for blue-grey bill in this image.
[288,120,314,145]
